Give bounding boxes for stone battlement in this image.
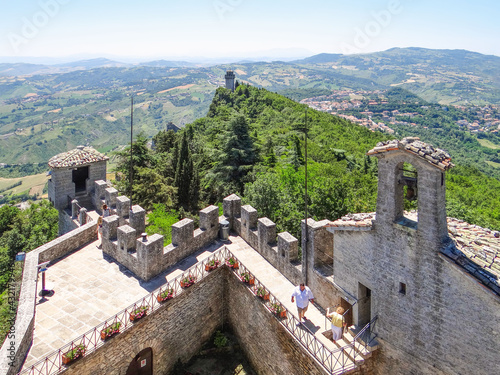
[96,180,220,281]
[222,194,302,285]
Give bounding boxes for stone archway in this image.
[125,347,153,375]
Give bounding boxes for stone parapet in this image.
[115,196,130,225]
[223,194,241,230]
[223,196,302,286]
[129,205,146,235]
[101,202,220,282]
[104,187,118,208]
[0,222,97,375]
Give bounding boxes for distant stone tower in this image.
[225,70,236,92]
[48,146,108,210]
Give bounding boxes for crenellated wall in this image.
[222,194,303,287]
[98,180,221,281]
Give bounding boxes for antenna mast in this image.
[304,108,309,285]
[129,95,133,203]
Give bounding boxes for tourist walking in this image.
[102,204,110,218]
[96,216,103,249]
[326,306,346,343]
[291,283,314,325]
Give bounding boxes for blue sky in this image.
[0,0,498,61]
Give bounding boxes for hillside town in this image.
[301,90,500,135]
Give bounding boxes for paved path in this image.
[225,235,347,352]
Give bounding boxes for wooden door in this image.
[341,298,353,328]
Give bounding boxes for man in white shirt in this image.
[291,283,314,324]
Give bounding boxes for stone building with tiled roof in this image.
[48,146,108,212]
[301,137,500,375]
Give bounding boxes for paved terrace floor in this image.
[22,239,222,370]
[23,233,352,371]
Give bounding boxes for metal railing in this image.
[19,247,232,375]
[19,247,377,375]
[224,254,377,374]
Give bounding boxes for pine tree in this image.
[173,132,199,211]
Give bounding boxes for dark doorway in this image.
[72,166,89,193]
[357,283,372,327]
[126,347,153,375]
[341,298,353,328]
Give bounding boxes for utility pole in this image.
[304,108,309,285]
[129,95,133,204]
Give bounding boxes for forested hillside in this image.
[114,85,500,245]
[0,201,58,341]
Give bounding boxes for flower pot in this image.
[100,329,119,340]
[226,259,239,269]
[241,276,255,285]
[181,280,195,288]
[157,293,173,303]
[62,345,85,365]
[279,310,287,318]
[130,309,148,322]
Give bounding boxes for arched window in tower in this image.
[396,161,418,227]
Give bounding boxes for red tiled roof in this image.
[48,146,108,169]
[367,137,454,171]
[325,212,500,295]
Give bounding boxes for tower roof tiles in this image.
[367,137,454,171]
[48,146,109,169]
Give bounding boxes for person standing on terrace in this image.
[291,283,314,325]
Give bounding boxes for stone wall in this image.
[48,168,73,210]
[332,227,500,375]
[324,147,500,374]
[225,271,328,375]
[100,201,220,281]
[59,267,374,375]
[86,161,106,196]
[37,222,97,263]
[58,210,79,236]
[0,221,97,375]
[223,195,303,287]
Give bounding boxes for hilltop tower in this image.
[225,70,236,92]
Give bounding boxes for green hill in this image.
[120,86,500,245]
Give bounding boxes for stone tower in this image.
[47,146,108,210]
[225,70,236,92]
[368,137,453,248]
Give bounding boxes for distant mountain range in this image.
[0,58,200,76]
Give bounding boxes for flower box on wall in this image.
[62,344,86,365]
[255,286,270,300]
[205,259,221,272]
[156,288,174,303]
[240,272,255,285]
[130,306,149,322]
[270,303,287,319]
[180,274,197,288]
[100,322,121,340]
[226,257,239,269]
